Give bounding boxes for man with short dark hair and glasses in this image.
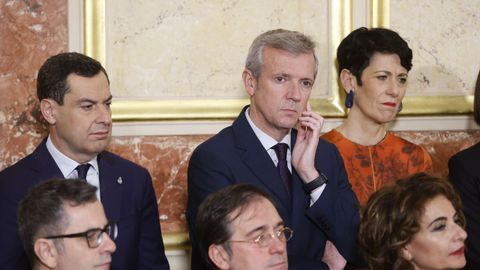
[196,183,292,270]
[17,178,117,270]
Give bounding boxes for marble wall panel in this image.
[105,0,331,99]
[0,0,67,166]
[102,130,480,232]
[390,0,480,96]
[397,130,480,176]
[107,135,210,232]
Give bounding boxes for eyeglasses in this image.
[228,227,293,248]
[45,221,117,248]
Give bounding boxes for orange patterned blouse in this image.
[322,129,432,205]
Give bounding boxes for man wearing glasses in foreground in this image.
[196,184,292,270]
[17,179,117,270]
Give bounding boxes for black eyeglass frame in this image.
[45,221,117,249]
[228,227,294,248]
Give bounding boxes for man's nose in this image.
[96,105,112,124]
[287,82,302,101]
[101,232,117,253]
[268,235,287,254]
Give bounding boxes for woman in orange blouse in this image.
[322,27,431,205]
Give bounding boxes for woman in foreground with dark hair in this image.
[359,173,467,270]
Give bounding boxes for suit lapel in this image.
[97,152,123,222]
[30,140,65,182]
[232,106,292,211]
[30,142,125,222]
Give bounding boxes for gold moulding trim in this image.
[163,232,190,250]
[401,95,473,115]
[370,0,390,28]
[110,95,473,121]
[111,98,346,121]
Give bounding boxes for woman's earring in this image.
[345,90,354,109]
[397,102,403,113]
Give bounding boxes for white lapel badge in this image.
[117,177,123,184]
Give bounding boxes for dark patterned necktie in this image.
[272,143,292,195]
[75,164,91,181]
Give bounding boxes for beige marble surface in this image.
[105,0,330,99]
[390,0,480,96]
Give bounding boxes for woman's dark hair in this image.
[337,27,412,85]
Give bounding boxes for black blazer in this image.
[187,106,364,269]
[449,142,480,269]
[0,140,170,270]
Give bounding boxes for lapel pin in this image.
[117,177,123,184]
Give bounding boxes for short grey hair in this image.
[245,29,318,80]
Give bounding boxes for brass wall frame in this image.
[83,0,353,121]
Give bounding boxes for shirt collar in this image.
[46,136,99,177]
[245,107,291,150]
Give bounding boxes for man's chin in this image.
[277,118,298,129]
[267,261,288,270]
[88,142,109,154]
[266,255,288,269]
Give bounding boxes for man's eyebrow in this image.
[245,225,268,238]
[275,221,285,228]
[273,73,291,78]
[104,95,113,103]
[244,221,285,237]
[77,95,112,104]
[77,98,97,104]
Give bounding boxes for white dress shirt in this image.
[245,108,325,204]
[46,136,101,200]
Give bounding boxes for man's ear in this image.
[339,69,356,93]
[208,244,231,270]
[40,99,58,125]
[399,245,413,261]
[34,238,59,268]
[242,69,257,96]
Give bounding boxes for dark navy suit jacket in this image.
[0,140,169,270]
[187,106,364,270]
[449,142,480,269]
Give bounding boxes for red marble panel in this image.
[0,0,67,167]
[3,127,480,234]
[107,135,211,233]
[103,130,480,233]
[396,130,480,177]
